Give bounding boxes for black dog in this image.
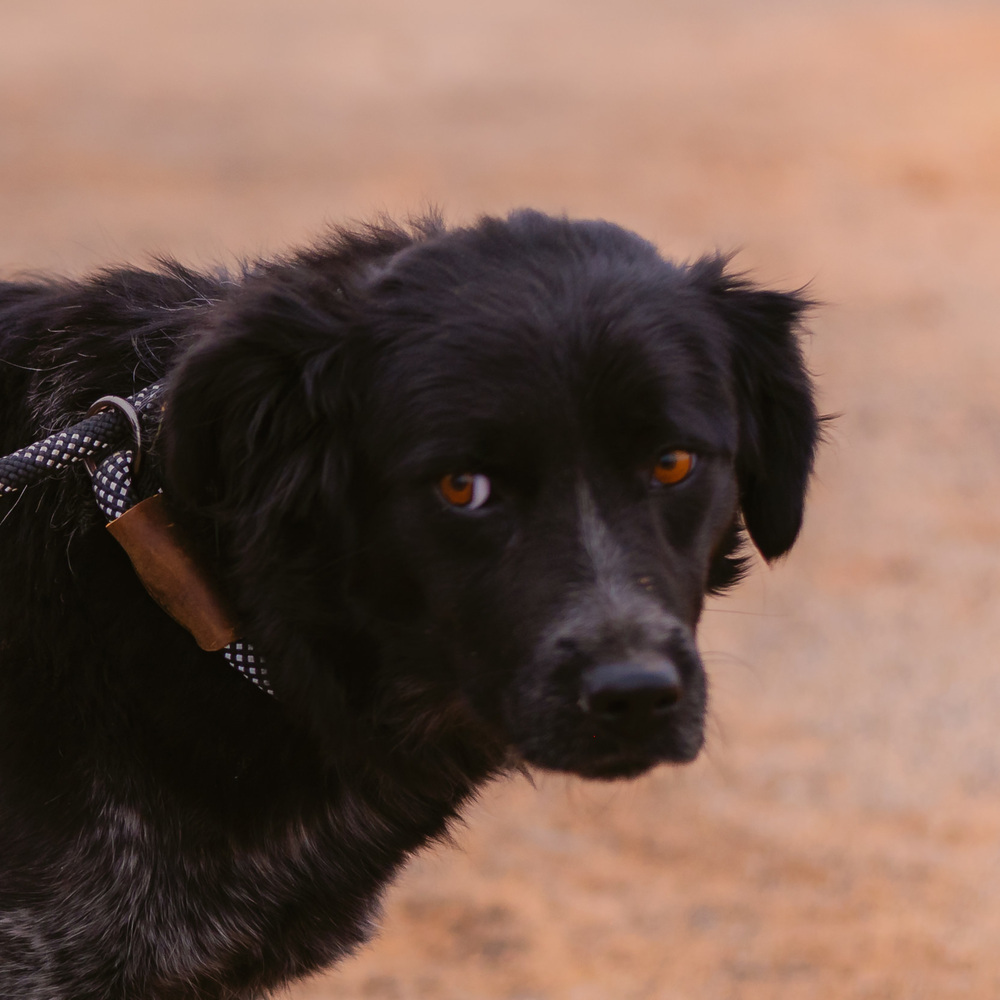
[0,211,818,999]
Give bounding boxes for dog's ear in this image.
[693,257,820,561]
[159,270,365,747]
[161,270,358,535]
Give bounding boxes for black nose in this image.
[580,661,683,731]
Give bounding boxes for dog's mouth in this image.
[561,752,664,781]
[571,755,676,781]
[528,727,705,781]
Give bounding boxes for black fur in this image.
[0,211,819,999]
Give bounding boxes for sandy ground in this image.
[3,0,1000,996]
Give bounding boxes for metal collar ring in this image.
[82,395,144,476]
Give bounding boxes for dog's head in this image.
[163,212,819,780]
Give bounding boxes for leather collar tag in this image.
[106,494,238,651]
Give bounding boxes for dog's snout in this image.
[579,660,683,731]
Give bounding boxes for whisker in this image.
[702,605,788,618]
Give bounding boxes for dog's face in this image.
[164,213,818,781]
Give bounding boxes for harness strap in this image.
[0,385,273,696]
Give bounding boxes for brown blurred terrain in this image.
[3,0,1000,996]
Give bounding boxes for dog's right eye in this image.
[438,473,492,510]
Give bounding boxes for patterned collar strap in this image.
[0,385,273,697]
[0,383,160,495]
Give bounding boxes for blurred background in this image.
[3,0,999,996]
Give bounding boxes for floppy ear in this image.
[158,269,366,748]
[158,268,362,650]
[161,270,357,538]
[693,257,820,561]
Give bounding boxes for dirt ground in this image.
[3,0,1000,996]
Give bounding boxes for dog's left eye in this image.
[438,473,492,510]
[651,449,696,486]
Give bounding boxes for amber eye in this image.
[651,449,696,486]
[439,473,492,510]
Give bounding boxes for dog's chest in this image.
[89,776,456,995]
